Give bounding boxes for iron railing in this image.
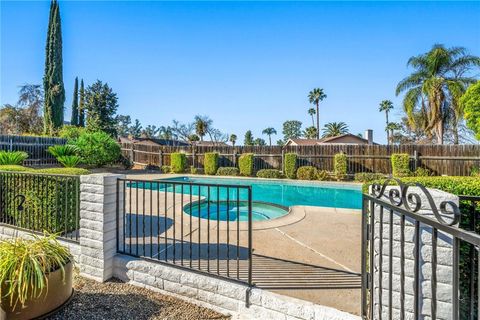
[116,178,253,286]
[361,179,480,320]
[0,171,80,242]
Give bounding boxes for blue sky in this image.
[1,1,479,144]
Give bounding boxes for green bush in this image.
[256,169,284,179]
[58,125,86,141]
[57,155,82,168]
[354,172,385,183]
[471,166,479,177]
[161,165,171,174]
[334,153,347,181]
[238,153,254,176]
[317,170,330,181]
[47,145,79,157]
[284,153,297,179]
[35,167,89,175]
[216,167,239,176]
[170,153,187,173]
[413,167,432,177]
[296,166,318,180]
[190,166,198,174]
[73,131,120,167]
[0,151,28,165]
[391,153,411,177]
[204,152,219,175]
[0,165,33,172]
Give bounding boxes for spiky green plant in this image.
[57,155,81,168]
[47,144,79,158]
[0,233,72,308]
[0,151,28,165]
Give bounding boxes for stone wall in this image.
[372,186,458,320]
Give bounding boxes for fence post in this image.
[281,149,285,173]
[79,173,125,282]
[192,146,196,169]
[413,150,419,171]
[130,144,134,164]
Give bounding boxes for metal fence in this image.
[0,171,80,242]
[0,134,67,165]
[361,179,480,319]
[116,178,253,286]
[121,143,480,176]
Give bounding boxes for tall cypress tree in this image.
[70,77,79,125]
[43,0,65,134]
[78,79,85,127]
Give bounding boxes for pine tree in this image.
[78,79,85,127]
[43,0,65,134]
[70,77,79,125]
[85,80,119,136]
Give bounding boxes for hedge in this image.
[354,172,385,183]
[296,166,318,180]
[161,165,171,174]
[334,153,347,181]
[238,153,254,176]
[216,167,239,176]
[284,153,297,179]
[170,153,187,173]
[0,165,89,176]
[256,169,284,179]
[204,152,219,175]
[317,170,329,181]
[391,153,410,177]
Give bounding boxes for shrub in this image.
[216,167,239,176]
[354,172,385,183]
[391,153,411,177]
[0,233,72,308]
[119,154,133,170]
[413,167,432,177]
[284,153,297,179]
[204,152,219,175]
[58,125,86,142]
[190,166,198,174]
[170,153,187,173]
[47,145,79,158]
[57,155,81,168]
[334,153,347,181]
[238,153,254,176]
[161,165,171,174]
[296,166,318,180]
[256,169,284,179]
[73,131,120,167]
[317,170,330,181]
[0,165,32,172]
[35,167,90,175]
[0,151,28,165]
[471,166,480,177]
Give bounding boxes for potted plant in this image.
[0,233,74,320]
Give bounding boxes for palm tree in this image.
[308,88,327,139]
[386,122,402,144]
[303,126,317,139]
[308,108,316,127]
[194,115,211,141]
[262,127,277,146]
[396,44,480,144]
[229,134,237,146]
[322,122,349,138]
[379,100,394,144]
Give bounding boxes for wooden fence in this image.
[121,142,480,177]
[0,135,67,165]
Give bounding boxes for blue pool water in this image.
[127,176,361,221]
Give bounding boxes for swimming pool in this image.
[160,176,362,209]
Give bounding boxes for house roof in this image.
[195,141,229,147]
[286,134,373,145]
[118,136,189,146]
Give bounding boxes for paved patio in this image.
[121,173,362,315]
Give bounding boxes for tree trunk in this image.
[386,111,389,145]
[316,102,320,139]
[437,122,444,145]
[269,136,272,146]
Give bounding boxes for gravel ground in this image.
[46,276,231,320]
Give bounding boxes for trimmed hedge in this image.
[204,152,219,175]
[284,153,297,179]
[0,165,89,175]
[216,167,239,176]
[354,172,385,183]
[257,169,284,179]
[238,153,254,176]
[170,153,187,173]
[334,153,347,181]
[391,153,410,177]
[296,166,318,180]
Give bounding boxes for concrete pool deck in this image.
[121,173,362,315]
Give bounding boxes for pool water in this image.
[183,201,289,222]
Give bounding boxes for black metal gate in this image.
[362,179,480,319]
